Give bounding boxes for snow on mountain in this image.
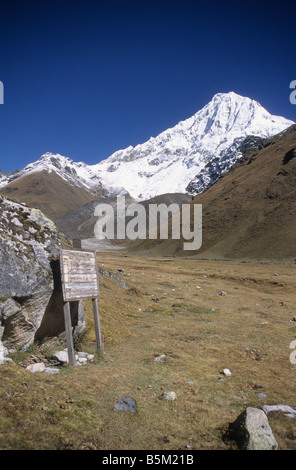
[0,153,105,196]
[0,92,294,200]
[90,92,294,200]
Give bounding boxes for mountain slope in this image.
[0,170,104,220]
[131,124,296,261]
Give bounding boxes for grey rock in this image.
[26,362,45,373]
[44,367,60,375]
[153,354,167,363]
[230,407,279,450]
[0,339,8,360]
[78,357,88,364]
[257,393,267,399]
[77,351,89,359]
[261,404,296,419]
[99,269,129,289]
[0,196,86,351]
[162,391,177,401]
[2,357,13,364]
[53,350,69,364]
[75,351,94,363]
[114,397,137,412]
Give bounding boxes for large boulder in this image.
[0,196,86,351]
[229,407,279,450]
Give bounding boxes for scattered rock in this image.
[229,407,279,450]
[53,350,69,364]
[99,269,129,289]
[77,351,89,359]
[114,397,137,412]
[0,340,12,365]
[245,348,262,361]
[1,356,13,365]
[257,393,267,399]
[18,353,59,368]
[18,349,94,373]
[44,367,59,375]
[26,362,45,373]
[223,368,232,377]
[75,351,95,364]
[153,354,167,363]
[260,404,296,419]
[162,391,177,401]
[78,357,88,364]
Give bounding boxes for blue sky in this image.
[0,0,295,171]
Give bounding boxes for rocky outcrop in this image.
[0,196,86,351]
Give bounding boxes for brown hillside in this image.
[132,125,296,261]
[0,170,102,220]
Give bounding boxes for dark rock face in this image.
[186,135,266,195]
[0,196,86,351]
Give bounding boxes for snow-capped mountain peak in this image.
[89,92,294,199]
[0,92,294,200]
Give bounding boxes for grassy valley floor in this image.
[0,253,296,450]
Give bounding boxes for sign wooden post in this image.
[63,301,75,366]
[60,247,103,365]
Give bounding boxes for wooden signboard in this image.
[60,247,103,365]
[60,248,99,301]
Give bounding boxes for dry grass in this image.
[0,252,296,450]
